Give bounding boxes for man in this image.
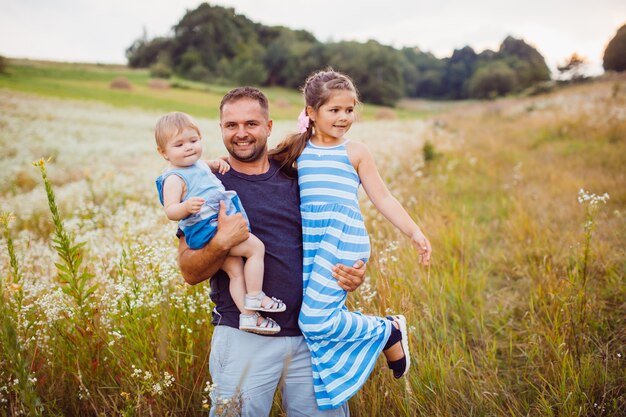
[177,87,365,416]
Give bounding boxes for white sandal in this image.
[244,291,286,313]
[239,312,281,335]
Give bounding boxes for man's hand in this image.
[332,259,366,292]
[212,200,249,249]
[178,201,249,285]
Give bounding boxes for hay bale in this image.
[374,108,397,120]
[148,79,170,90]
[109,77,133,90]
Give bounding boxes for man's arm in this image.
[332,259,366,292]
[178,201,250,285]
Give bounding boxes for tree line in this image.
[126,3,553,105]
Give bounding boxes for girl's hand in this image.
[207,159,230,174]
[411,230,432,266]
[185,197,205,214]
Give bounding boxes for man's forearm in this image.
[178,236,229,285]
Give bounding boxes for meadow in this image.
[0,61,625,416]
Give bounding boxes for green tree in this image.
[468,61,518,98]
[225,44,268,85]
[263,29,317,87]
[603,23,626,72]
[400,48,445,98]
[126,37,173,68]
[443,46,478,99]
[497,36,550,88]
[170,3,260,74]
[318,41,405,106]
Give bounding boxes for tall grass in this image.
[0,78,624,415]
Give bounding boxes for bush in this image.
[0,55,7,74]
[149,62,172,79]
[422,140,437,162]
[468,62,518,99]
[109,77,133,90]
[186,64,211,82]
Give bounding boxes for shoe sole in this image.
[244,305,287,313]
[393,315,411,377]
[239,326,281,335]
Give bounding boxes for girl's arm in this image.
[162,175,205,221]
[348,142,432,265]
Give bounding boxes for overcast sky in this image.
[1,0,624,76]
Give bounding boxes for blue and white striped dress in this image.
[297,140,392,410]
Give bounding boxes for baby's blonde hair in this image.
[154,112,201,150]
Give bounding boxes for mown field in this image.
[0,61,625,416]
[0,59,435,121]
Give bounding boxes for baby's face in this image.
[159,127,203,168]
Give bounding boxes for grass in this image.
[0,58,434,120]
[0,70,625,416]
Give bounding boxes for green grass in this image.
[0,59,432,120]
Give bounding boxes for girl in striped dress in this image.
[270,69,432,410]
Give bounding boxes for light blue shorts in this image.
[209,326,350,417]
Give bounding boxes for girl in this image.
[270,70,432,409]
[155,112,285,335]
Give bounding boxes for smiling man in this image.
[177,86,366,417]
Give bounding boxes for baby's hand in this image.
[207,159,230,174]
[411,230,432,266]
[185,197,205,214]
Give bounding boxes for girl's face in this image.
[159,127,203,168]
[308,90,356,143]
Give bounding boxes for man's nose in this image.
[235,125,248,137]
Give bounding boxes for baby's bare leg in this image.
[221,256,253,315]
[228,233,265,295]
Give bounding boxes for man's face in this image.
[220,98,272,163]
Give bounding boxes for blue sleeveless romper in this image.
[297,140,391,410]
[156,161,248,249]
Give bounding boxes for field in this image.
[0,61,625,416]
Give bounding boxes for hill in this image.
[0,58,437,120]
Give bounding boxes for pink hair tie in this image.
[297,109,310,133]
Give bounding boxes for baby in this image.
[154,112,285,334]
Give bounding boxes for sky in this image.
[1,0,624,76]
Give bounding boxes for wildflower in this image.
[577,189,610,207]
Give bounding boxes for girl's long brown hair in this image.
[269,68,359,177]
